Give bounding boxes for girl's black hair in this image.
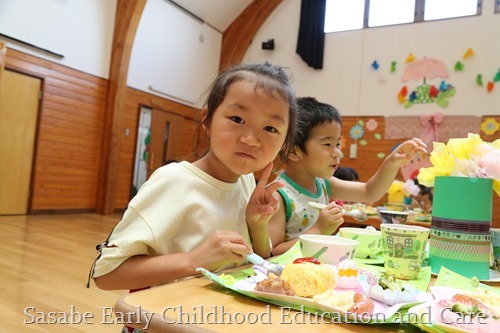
[333,167,359,181]
[295,97,342,153]
[193,62,298,163]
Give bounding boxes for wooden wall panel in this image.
[4,49,107,212]
[114,87,200,208]
[340,116,500,228]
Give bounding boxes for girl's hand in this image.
[189,231,251,272]
[314,202,344,235]
[246,162,284,227]
[387,138,427,168]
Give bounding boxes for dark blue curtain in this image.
[296,0,327,70]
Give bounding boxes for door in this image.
[147,109,184,178]
[0,69,41,214]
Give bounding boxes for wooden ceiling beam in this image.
[220,0,283,69]
[97,0,147,214]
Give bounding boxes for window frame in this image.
[325,0,482,33]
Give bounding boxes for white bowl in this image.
[298,234,359,265]
[338,227,382,258]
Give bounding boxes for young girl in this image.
[91,63,298,290]
[268,97,427,255]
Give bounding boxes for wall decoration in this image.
[405,53,416,64]
[391,61,397,73]
[487,81,494,92]
[374,133,382,140]
[454,61,464,71]
[397,86,408,103]
[371,60,380,70]
[377,153,386,159]
[419,112,443,148]
[385,116,481,142]
[494,70,500,83]
[476,74,483,86]
[365,118,378,131]
[462,48,474,59]
[359,139,368,146]
[399,57,455,108]
[349,125,364,140]
[340,135,347,151]
[481,118,500,135]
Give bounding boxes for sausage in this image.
[350,292,375,315]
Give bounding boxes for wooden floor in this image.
[0,213,128,332]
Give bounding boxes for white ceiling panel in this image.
[170,0,252,32]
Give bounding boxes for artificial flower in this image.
[417,133,500,196]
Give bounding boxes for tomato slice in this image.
[292,257,321,264]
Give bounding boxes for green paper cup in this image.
[429,177,492,280]
[381,224,430,280]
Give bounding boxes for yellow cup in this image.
[380,224,430,280]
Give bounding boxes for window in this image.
[324,0,481,33]
[424,0,479,21]
[368,0,415,27]
[324,0,365,33]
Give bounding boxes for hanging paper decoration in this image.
[487,81,494,92]
[493,69,500,83]
[358,119,365,126]
[371,60,379,70]
[480,118,500,135]
[454,61,464,71]
[365,119,378,131]
[374,133,382,140]
[391,61,397,73]
[359,139,368,146]
[462,48,474,59]
[349,125,364,140]
[399,57,455,108]
[405,53,416,64]
[377,153,386,159]
[397,86,408,104]
[476,74,483,86]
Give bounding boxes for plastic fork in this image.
[246,252,284,276]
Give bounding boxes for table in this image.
[115,271,426,333]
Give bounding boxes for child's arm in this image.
[94,231,250,290]
[331,138,427,203]
[246,163,284,258]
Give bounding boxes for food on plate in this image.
[378,274,406,291]
[255,275,296,296]
[365,273,420,305]
[337,260,358,277]
[314,289,374,315]
[292,257,321,265]
[281,263,336,297]
[434,294,500,333]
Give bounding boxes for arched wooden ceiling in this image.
[99,0,282,214]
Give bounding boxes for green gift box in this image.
[429,176,493,280]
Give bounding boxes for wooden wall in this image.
[4,48,200,212]
[340,116,500,228]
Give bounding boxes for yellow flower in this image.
[417,133,500,197]
[481,118,500,135]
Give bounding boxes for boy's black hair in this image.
[295,97,342,153]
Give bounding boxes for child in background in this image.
[333,166,359,182]
[268,97,427,255]
[90,62,298,290]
